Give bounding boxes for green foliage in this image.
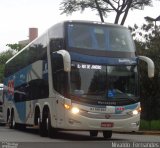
[0,64,5,83]
[151,120,160,130]
[130,22,160,120]
[6,43,24,52]
[0,43,23,82]
[0,50,14,82]
[0,50,14,65]
[140,120,151,130]
[140,120,160,130]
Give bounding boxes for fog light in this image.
[71,107,80,114]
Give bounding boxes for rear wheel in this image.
[7,109,10,125]
[103,131,112,139]
[9,111,16,129]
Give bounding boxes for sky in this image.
[0,0,160,52]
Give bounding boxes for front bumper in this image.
[63,110,140,132]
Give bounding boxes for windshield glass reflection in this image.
[67,23,135,52]
[69,62,138,101]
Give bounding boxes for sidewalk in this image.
[114,131,160,135]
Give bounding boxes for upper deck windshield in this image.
[69,62,138,102]
[67,23,135,52]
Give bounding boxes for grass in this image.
[140,120,160,130]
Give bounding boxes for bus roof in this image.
[64,20,126,28]
[5,20,126,65]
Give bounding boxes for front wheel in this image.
[47,112,57,138]
[39,116,47,137]
[103,131,112,139]
[47,112,52,137]
[39,111,57,138]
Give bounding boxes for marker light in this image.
[71,107,80,114]
[64,104,71,110]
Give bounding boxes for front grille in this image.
[79,110,132,119]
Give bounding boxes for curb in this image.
[114,131,160,135]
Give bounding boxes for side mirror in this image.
[52,50,71,72]
[138,56,155,78]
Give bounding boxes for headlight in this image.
[132,110,139,115]
[132,107,141,115]
[71,107,80,114]
[64,104,80,114]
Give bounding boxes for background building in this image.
[19,28,38,46]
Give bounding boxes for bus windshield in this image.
[69,62,138,101]
[67,23,135,52]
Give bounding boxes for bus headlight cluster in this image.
[132,107,141,115]
[127,107,141,116]
[132,110,138,115]
[71,107,80,114]
[64,104,80,114]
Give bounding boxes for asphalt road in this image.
[0,125,160,148]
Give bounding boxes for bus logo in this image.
[105,114,111,119]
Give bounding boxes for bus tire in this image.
[89,131,98,137]
[47,112,57,138]
[39,117,47,137]
[103,131,112,139]
[47,112,52,138]
[39,106,50,137]
[9,111,16,129]
[7,109,10,125]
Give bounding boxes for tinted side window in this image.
[51,54,68,97]
[50,38,64,52]
[5,35,47,77]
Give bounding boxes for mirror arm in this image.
[138,56,155,78]
[56,50,71,72]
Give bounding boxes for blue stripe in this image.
[15,102,26,122]
[70,52,137,65]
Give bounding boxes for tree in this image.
[0,43,24,82]
[0,50,14,82]
[60,0,152,25]
[129,22,160,120]
[6,43,24,52]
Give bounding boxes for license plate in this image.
[101,122,114,127]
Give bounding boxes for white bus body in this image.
[3,21,154,138]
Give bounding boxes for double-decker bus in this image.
[3,20,154,138]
